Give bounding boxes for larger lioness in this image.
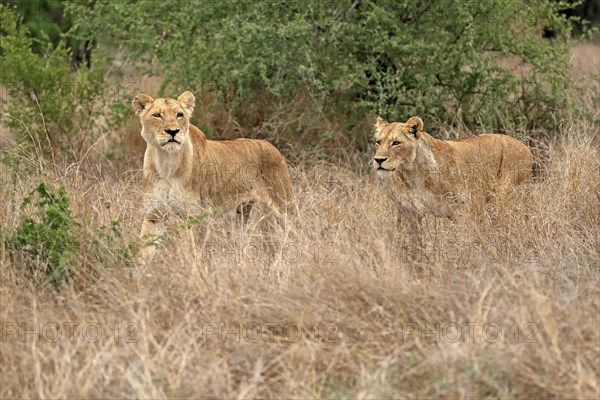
[373,116,533,221]
[133,91,296,262]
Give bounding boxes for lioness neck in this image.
[146,140,194,180]
[397,132,440,189]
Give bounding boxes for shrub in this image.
[70,0,582,135]
[0,0,94,66]
[0,4,124,161]
[1,180,141,288]
[8,182,78,287]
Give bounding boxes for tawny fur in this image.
[372,116,533,220]
[132,91,296,262]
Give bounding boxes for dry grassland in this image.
[1,119,598,398]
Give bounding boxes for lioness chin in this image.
[133,91,296,263]
[372,116,533,223]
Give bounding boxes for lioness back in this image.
[188,126,296,208]
[439,133,533,185]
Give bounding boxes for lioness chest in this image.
[145,176,203,218]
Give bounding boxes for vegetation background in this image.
[0,0,598,398]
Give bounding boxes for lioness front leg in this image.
[138,213,167,264]
[236,201,254,226]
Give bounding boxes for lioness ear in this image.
[375,116,389,135]
[132,94,154,116]
[177,91,196,115]
[406,116,424,137]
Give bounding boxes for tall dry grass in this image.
[0,117,598,398]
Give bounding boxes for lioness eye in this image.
[392,141,401,146]
[176,112,184,118]
[153,113,162,118]
[375,140,381,146]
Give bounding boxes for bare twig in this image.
[335,0,362,23]
[31,90,56,166]
[1,112,45,172]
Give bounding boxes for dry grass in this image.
[0,117,598,398]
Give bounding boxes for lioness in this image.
[373,116,533,221]
[133,91,296,262]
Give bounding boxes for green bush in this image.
[0,0,94,65]
[0,4,123,161]
[9,182,78,287]
[1,181,140,287]
[69,0,582,134]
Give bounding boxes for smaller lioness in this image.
[133,91,296,262]
[373,116,533,222]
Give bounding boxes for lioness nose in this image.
[165,128,180,137]
[374,157,387,165]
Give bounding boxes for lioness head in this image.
[372,116,424,177]
[132,91,196,152]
